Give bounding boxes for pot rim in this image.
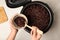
[21,1,54,33]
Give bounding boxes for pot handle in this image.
[24,26,31,33]
[5,0,31,8]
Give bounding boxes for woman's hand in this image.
[7,19,18,40]
[10,14,19,32]
[31,26,42,40]
[10,19,18,32]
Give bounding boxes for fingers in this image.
[30,26,42,40]
[31,26,37,36]
[33,27,37,36]
[9,17,17,30]
[37,32,42,40]
[30,29,33,35]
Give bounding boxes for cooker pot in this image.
[5,0,54,33]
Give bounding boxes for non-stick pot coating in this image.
[21,1,53,33]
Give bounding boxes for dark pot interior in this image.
[21,1,54,33]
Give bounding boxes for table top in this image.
[0,0,60,40]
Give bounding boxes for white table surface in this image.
[0,0,60,40]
